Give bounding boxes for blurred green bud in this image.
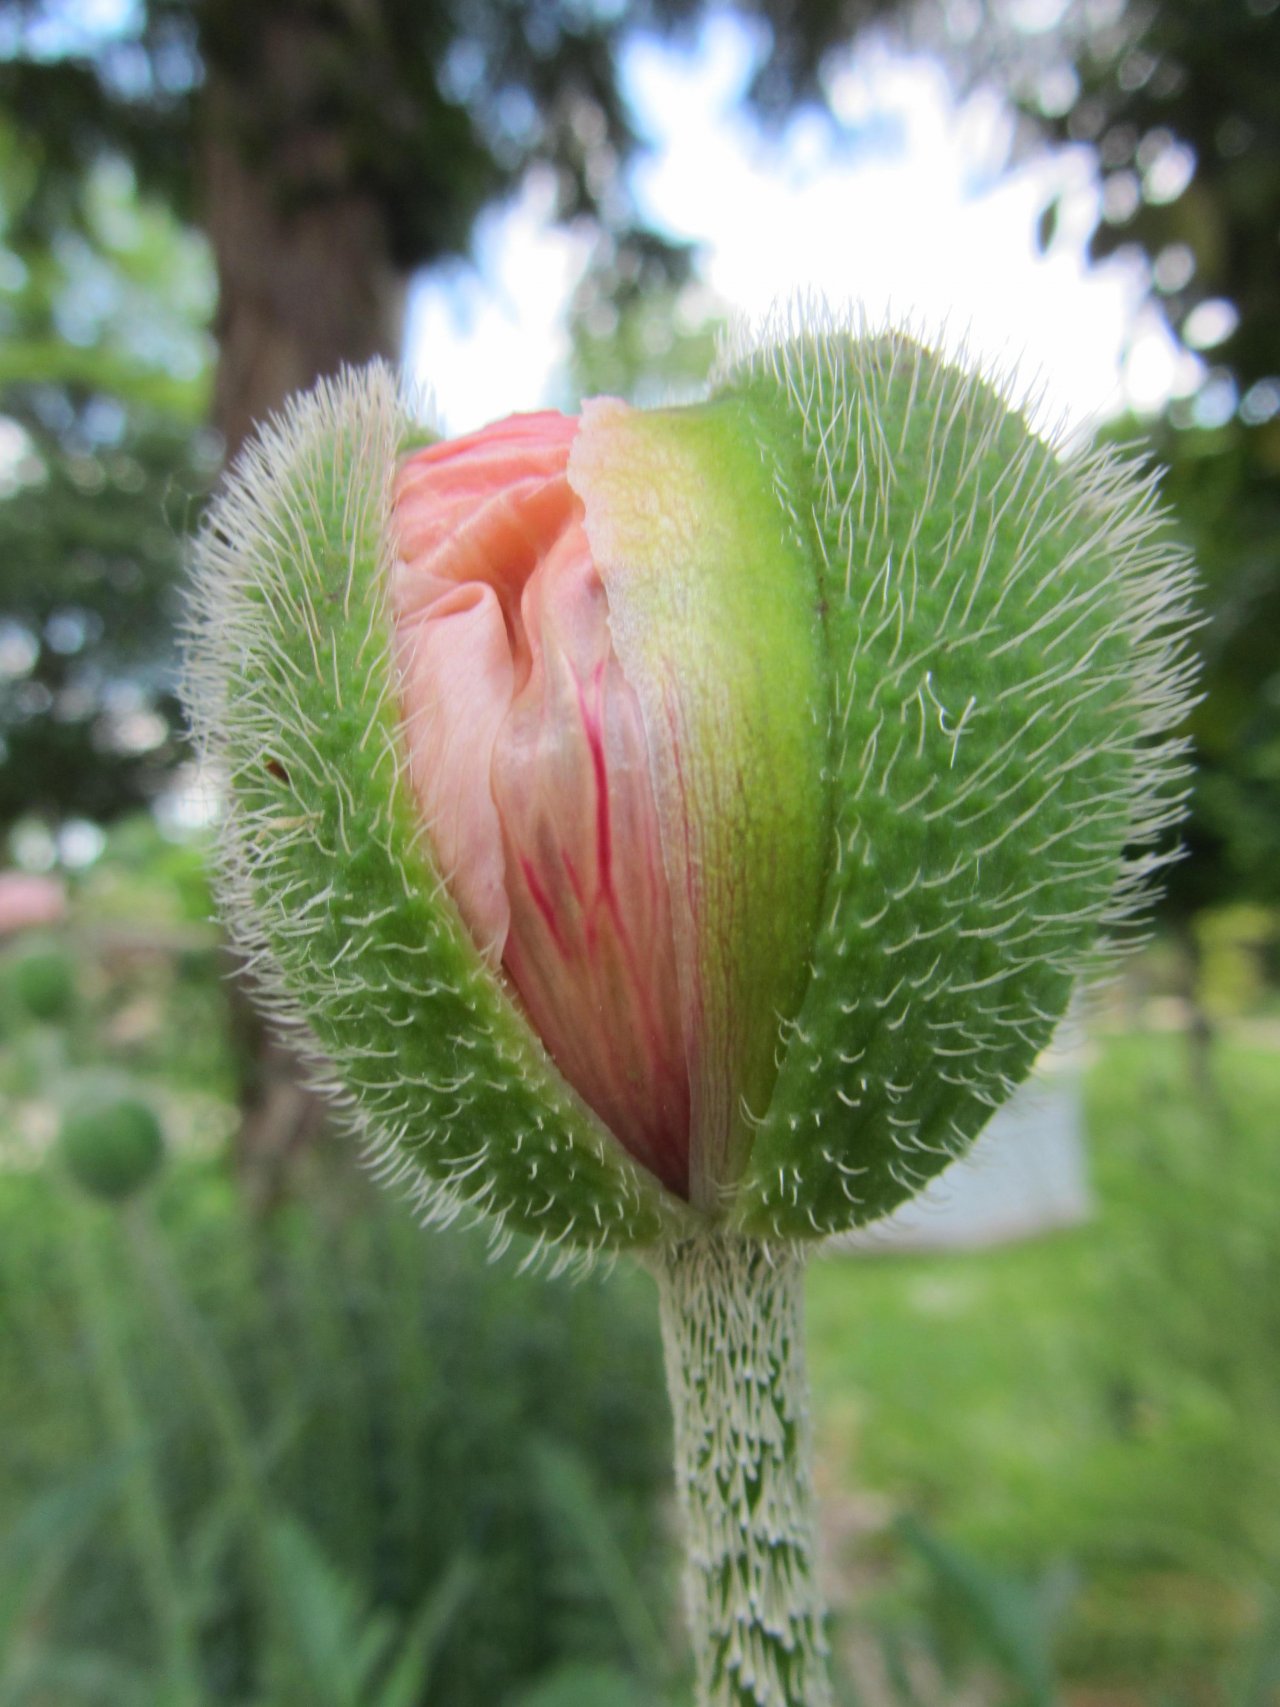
[12,947,76,1023]
[60,1098,165,1202]
[184,313,1196,1263]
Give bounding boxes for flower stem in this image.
[652,1234,832,1707]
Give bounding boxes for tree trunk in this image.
[199,16,406,460]
[197,6,407,1198]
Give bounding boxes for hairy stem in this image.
[652,1235,832,1707]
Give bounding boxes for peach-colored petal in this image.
[393,577,513,956]
[392,412,691,1195]
[492,525,690,1196]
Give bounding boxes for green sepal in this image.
[571,395,830,1212]
[185,366,693,1261]
[713,328,1193,1238]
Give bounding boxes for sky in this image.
[407,14,1202,440]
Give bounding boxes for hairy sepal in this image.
[715,317,1198,1240]
[571,396,830,1214]
[183,366,692,1262]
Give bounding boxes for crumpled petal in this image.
[393,412,691,1195]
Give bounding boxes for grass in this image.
[806,1027,1280,1699]
[3,821,1277,1702]
[0,1155,680,1707]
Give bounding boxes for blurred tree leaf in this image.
[374,1553,478,1707]
[1134,413,1280,915]
[1006,0,1279,399]
[0,1448,135,1675]
[0,131,218,832]
[565,273,725,409]
[969,0,1280,920]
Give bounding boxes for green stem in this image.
[651,1234,832,1707]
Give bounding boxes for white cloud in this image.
[409,16,1185,436]
[405,169,591,436]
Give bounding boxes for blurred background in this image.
[0,0,1277,1703]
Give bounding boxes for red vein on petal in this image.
[393,411,692,1200]
[518,854,568,958]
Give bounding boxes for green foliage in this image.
[0,1162,676,1706]
[894,1515,1071,1706]
[1195,904,1280,1018]
[1128,415,1280,914]
[565,279,725,410]
[509,1662,656,1707]
[0,827,674,1705]
[997,0,1280,919]
[249,1519,476,1707]
[1023,0,1278,401]
[59,1096,165,1201]
[2,825,1278,1704]
[0,0,718,362]
[0,820,236,1117]
[0,135,218,829]
[1232,1599,1280,1707]
[530,1442,674,1692]
[806,1027,1280,1698]
[0,0,891,328]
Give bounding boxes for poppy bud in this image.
[186,312,1197,1707]
[184,317,1195,1263]
[60,1098,165,1203]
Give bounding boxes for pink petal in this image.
[392,413,691,1195]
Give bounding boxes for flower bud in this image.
[184,315,1195,1262]
[60,1097,165,1203]
[11,945,76,1024]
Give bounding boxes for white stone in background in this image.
[837,1012,1093,1253]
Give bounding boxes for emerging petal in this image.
[393,413,691,1195]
